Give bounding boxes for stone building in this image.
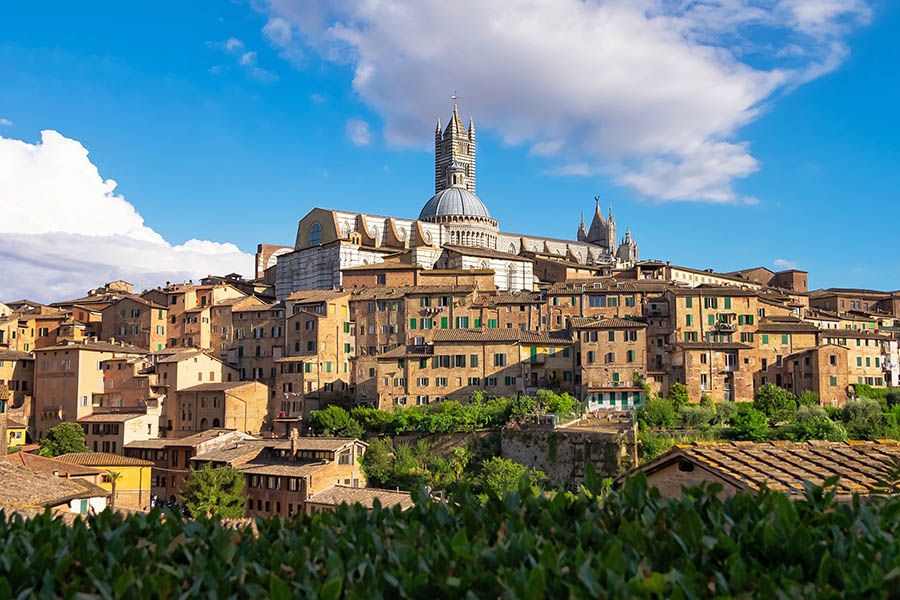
[173,381,269,436]
[570,317,647,410]
[190,436,368,519]
[272,106,639,298]
[100,297,168,351]
[33,340,147,439]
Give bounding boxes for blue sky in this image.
[1,1,897,300]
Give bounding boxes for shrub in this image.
[699,394,714,410]
[781,406,847,442]
[38,422,89,457]
[350,407,393,432]
[796,390,819,407]
[729,403,769,441]
[667,383,690,411]
[479,457,545,497]
[637,395,678,429]
[843,399,888,440]
[679,405,715,428]
[308,405,365,438]
[7,473,900,597]
[711,402,738,425]
[638,433,676,461]
[753,384,797,424]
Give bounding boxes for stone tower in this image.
[435,105,476,194]
[606,205,617,256]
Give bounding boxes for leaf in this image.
[320,576,343,600]
[270,575,291,600]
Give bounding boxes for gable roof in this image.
[0,461,109,509]
[54,452,154,467]
[1,452,104,477]
[634,441,900,498]
[306,485,414,510]
[569,317,647,329]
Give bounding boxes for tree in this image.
[796,390,819,407]
[479,457,545,497]
[753,384,797,424]
[637,395,678,429]
[309,405,365,438]
[668,383,690,411]
[39,422,89,457]
[107,471,122,510]
[729,404,769,442]
[181,464,246,519]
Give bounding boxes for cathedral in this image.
[272,106,639,298]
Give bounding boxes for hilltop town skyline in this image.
[2,2,900,301]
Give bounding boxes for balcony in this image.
[714,322,737,332]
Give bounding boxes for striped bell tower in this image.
[434,104,476,194]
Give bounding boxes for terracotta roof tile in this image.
[638,441,900,498]
[54,452,154,467]
[307,485,414,510]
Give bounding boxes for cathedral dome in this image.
[419,187,491,220]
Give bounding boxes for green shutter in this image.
[724,297,731,309]
[441,317,448,329]
[474,319,481,328]
[410,318,417,330]
[685,298,692,308]
[782,334,789,344]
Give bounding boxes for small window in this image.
[308,223,322,246]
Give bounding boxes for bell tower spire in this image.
[435,99,476,194]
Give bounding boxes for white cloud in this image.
[210,38,278,84]
[239,51,257,67]
[0,130,253,303]
[346,118,372,146]
[225,37,244,53]
[774,258,799,269]
[259,0,870,203]
[0,118,11,126]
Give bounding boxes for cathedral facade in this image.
[274,106,638,299]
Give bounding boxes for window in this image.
[504,376,516,386]
[493,353,507,367]
[470,354,479,367]
[686,314,693,326]
[685,297,693,308]
[830,376,837,386]
[308,223,322,246]
[782,334,789,345]
[626,350,635,362]
[586,351,595,363]
[762,334,769,345]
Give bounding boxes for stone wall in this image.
[501,426,634,489]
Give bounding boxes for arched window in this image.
[309,222,322,246]
[200,418,208,430]
[212,418,221,428]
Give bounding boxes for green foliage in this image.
[636,395,678,429]
[7,473,900,597]
[781,406,847,442]
[753,384,797,425]
[711,402,738,425]
[729,403,769,441]
[349,407,393,432]
[699,394,714,410]
[38,422,88,457]
[309,406,365,438]
[678,405,715,428]
[796,390,819,407]
[180,464,246,519]
[667,382,690,411]
[537,389,576,415]
[842,399,899,440]
[638,432,677,461]
[853,383,888,399]
[478,457,546,497]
